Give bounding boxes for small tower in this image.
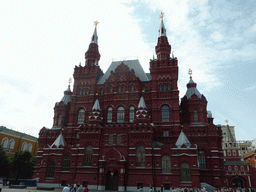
[180,69,208,124]
[149,12,179,126]
[53,79,72,127]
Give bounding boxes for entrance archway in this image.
[231,177,245,188]
[105,170,119,190]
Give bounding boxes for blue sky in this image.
[0,0,256,139]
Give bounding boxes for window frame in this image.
[161,105,170,122]
[117,106,125,123]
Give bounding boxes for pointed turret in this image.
[50,133,66,148]
[134,96,150,123]
[85,21,101,66]
[89,99,103,123]
[175,130,191,148]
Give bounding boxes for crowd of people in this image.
[62,183,88,192]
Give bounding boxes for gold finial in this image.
[68,78,72,85]
[225,119,228,125]
[159,12,164,20]
[94,20,99,27]
[60,128,64,134]
[188,69,192,78]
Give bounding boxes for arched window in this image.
[131,85,134,92]
[159,84,162,91]
[180,163,190,181]
[228,150,231,156]
[233,150,237,156]
[110,86,113,93]
[2,138,9,149]
[21,142,27,151]
[86,88,89,95]
[107,107,113,123]
[167,84,170,91]
[234,166,238,171]
[228,166,232,171]
[241,166,244,171]
[129,106,135,123]
[76,132,79,139]
[58,115,62,126]
[83,89,86,96]
[84,146,92,166]
[142,86,146,92]
[161,105,169,122]
[109,134,113,146]
[163,84,166,91]
[77,109,85,124]
[122,86,125,92]
[9,139,15,150]
[162,156,171,173]
[79,89,82,96]
[62,155,70,171]
[100,88,104,95]
[117,107,125,123]
[136,145,145,167]
[194,110,198,122]
[119,86,121,93]
[198,151,206,169]
[117,134,121,146]
[46,162,55,178]
[27,143,33,152]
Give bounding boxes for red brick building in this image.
[33,16,231,190]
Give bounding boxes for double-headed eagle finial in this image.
[159,12,164,20]
[94,20,99,27]
[188,69,192,78]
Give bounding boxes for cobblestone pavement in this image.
[2,186,62,192]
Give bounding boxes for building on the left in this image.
[0,126,38,158]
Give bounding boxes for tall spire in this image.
[85,21,101,66]
[91,21,99,44]
[155,12,171,60]
[159,12,166,37]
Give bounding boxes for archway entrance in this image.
[231,177,245,188]
[105,170,119,190]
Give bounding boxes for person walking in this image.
[77,184,84,192]
[62,184,71,192]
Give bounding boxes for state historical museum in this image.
[33,15,227,190]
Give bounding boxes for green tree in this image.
[11,151,36,179]
[0,144,11,177]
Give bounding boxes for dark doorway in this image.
[105,170,119,190]
[232,177,244,188]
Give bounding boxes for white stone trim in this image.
[172,153,197,157]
